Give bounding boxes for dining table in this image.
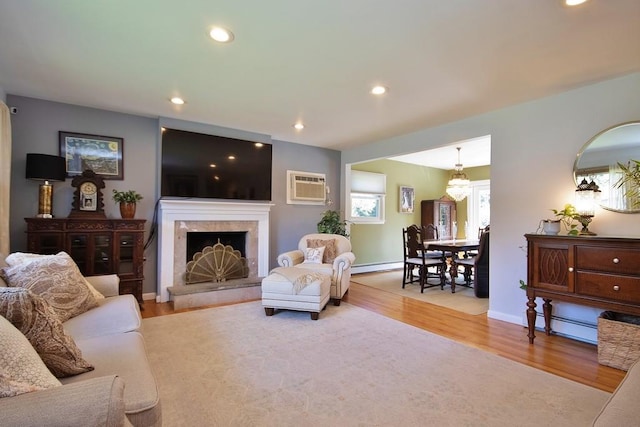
[424,239,480,293]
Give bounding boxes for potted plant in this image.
[540,219,561,235]
[112,189,143,219]
[549,204,580,236]
[317,210,349,237]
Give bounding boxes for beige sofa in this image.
[592,357,640,426]
[0,274,161,427]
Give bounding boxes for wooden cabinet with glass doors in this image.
[24,218,146,305]
[421,196,457,240]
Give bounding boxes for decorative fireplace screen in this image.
[185,241,249,284]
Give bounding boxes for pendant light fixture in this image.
[445,147,471,202]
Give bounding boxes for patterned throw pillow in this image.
[307,238,338,263]
[1,252,99,322]
[0,287,94,378]
[0,315,61,397]
[302,246,326,264]
[5,252,105,301]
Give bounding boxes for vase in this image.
[542,220,561,235]
[119,202,136,219]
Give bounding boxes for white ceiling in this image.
[0,1,638,152]
[388,135,491,170]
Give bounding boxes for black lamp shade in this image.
[26,153,66,182]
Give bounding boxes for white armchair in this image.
[277,233,356,305]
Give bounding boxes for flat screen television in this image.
[160,128,272,201]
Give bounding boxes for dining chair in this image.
[402,225,446,292]
[424,223,438,240]
[423,223,443,260]
[455,230,490,297]
[465,224,489,257]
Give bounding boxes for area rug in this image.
[142,301,608,426]
[351,269,489,315]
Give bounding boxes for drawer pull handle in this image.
[613,285,620,291]
[613,258,620,264]
[568,267,574,272]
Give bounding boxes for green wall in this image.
[350,160,490,266]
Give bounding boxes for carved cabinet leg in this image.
[526,296,537,344]
[543,298,553,336]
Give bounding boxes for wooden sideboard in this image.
[25,218,146,305]
[525,234,640,344]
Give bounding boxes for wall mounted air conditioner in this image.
[286,170,326,205]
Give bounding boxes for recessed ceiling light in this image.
[293,123,304,130]
[170,97,185,105]
[254,143,264,148]
[565,0,588,5]
[209,164,216,168]
[209,27,234,43]
[371,85,387,95]
[228,155,236,160]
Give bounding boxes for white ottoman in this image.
[261,268,331,320]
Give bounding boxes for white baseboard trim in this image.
[352,262,403,274]
[143,292,157,301]
[487,310,521,325]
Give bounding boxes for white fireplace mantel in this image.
[157,199,273,302]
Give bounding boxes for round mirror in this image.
[574,121,640,213]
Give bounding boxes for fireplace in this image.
[157,199,273,303]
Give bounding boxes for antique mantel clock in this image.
[68,169,107,218]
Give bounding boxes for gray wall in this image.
[342,72,640,342]
[8,95,341,296]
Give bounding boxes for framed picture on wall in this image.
[59,131,124,180]
[399,185,414,213]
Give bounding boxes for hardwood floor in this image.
[142,279,626,393]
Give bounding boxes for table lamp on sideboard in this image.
[25,153,66,218]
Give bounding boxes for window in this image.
[350,193,385,223]
[466,180,490,238]
[349,170,386,224]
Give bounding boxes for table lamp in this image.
[575,178,600,235]
[25,153,66,218]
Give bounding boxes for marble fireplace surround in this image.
[157,199,273,303]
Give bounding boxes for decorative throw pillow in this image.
[1,252,99,322]
[0,315,61,397]
[0,287,94,378]
[307,238,338,263]
[0,367,47,398]
[5,252,105,301]
[302,246,325,264]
